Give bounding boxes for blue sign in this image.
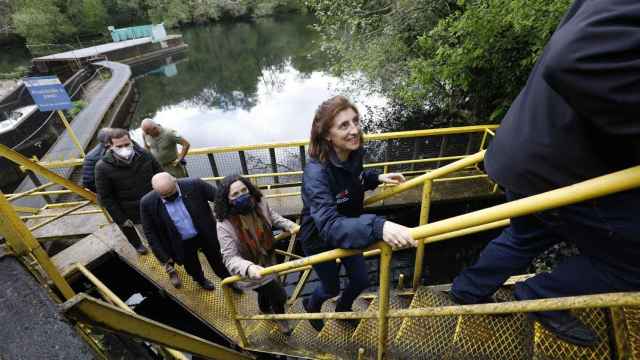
[24,76,72,111]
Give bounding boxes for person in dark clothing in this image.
[95,128,162,255]
[450,0,640,347]
[81,128,113,192]
[299,95,416,331]
[140,173,231,290]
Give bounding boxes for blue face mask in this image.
[232,193,254,214]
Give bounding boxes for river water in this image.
[130,16,387,148]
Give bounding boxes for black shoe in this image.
[529,312,598,347]
[302,298,324,332]
[135,244,149,255]
[197,278,215,291]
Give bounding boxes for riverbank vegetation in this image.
[4,0,304,46]
[307,0,571,127]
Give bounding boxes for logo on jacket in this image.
[336,189,350,204]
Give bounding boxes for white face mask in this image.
[113,145,134,159]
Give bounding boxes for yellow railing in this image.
[2,125,640,359]
[220,150,640,359]
[12,125,498,201]
[1,126,496,244]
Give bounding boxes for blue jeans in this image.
[305,251,370,312]
[452,189,640,321]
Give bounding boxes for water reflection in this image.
[130,16,387,148]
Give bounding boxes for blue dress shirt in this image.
[162,185,198,240]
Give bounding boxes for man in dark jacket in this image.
[450,0,640,347]
[140,173,230,290]
[81,128,112,192]
[95,128,162,254]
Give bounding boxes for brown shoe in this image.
[166,265,182,289]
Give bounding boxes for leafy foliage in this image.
[308,0,572,124]
[7,0,304,45]
[12,0,77,45]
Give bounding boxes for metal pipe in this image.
[287,268,312,305]
[21,209,103,220]
[0,143,96,203]
[223,221,506,286]
[28,201,90,232]
[73,264,188,360]
[364,151,486,205]
[18,189,73,196]
[7,182,55,201]
[411,165,640,242]
[413,180,432,289]
[57,110,86,157]
[223,285,248,347]
[386,292,640,318]
[188,125,497,155]
[274,249,302,259]
[241,292,640,321]
[44,201,88,208]
[377,244,393,360]
[397,273,405,290]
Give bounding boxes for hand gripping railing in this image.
[221,157,640,359]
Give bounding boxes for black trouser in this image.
[451,189,640,323]
[255,279,287,315]
[119,224,142,248]
[182,235,231,282]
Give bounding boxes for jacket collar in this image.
[160,184,182,204]
[328,147,364,174]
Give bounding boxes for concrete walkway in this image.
[14,61,132,208]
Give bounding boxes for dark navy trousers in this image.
[305,251,370,312]
[452,189,640,321]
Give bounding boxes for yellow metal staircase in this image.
[105,228,634,359]
[2,127,640,359]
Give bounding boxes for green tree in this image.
[308,0,572,124]
[12,0,76,45]
[67,0,109,34]
[146,0,189,27]
[407,0,571,121]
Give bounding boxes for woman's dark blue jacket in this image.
[298,149,385,254]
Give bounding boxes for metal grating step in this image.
[625,308,640,359]
[316,297,372,359]
[389,287,458,360]
[533,308,612,360]
[447,288,534,360]
[351,292,411,358]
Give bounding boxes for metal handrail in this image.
[29,125,497,170]
[68,264,252,359]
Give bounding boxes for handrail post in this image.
[223,284,248,347]
[412,179,432,289]
[376,243,392,360]
[478,128,489,152]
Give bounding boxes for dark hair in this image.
[97,128,113,145]
[308,95,363,162]
[214,175,263,221]
[108,128,130,144]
